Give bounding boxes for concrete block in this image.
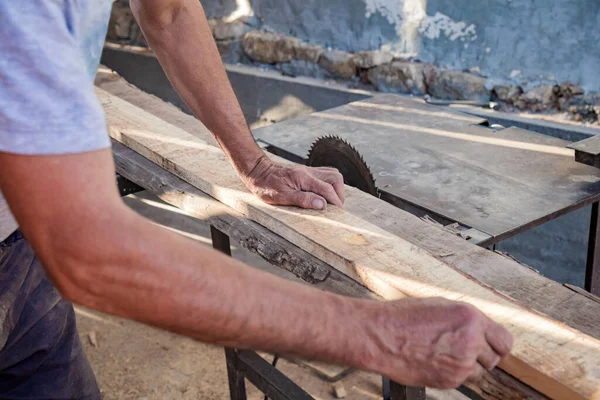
[318,50,356,79]
[242,30,300,64]
[428,70,491,102]
[213,20,252,41]
[515,84,559,112]
[293,42,324,64]
[368,61,435,96]
[352,50,393,69]
[492,84,523,104]
[276,59,330,79]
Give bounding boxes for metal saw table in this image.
[253,94,600,295]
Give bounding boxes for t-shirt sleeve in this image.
[0,1,110,155]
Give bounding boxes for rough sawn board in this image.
[98,88,600,400]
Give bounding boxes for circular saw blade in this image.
[306,135,377,196]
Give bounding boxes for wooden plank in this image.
[568,135,600,168]
[95,65,218,146]
[112,140,375,300]
[99,87,600,400]
[113,138,547,400]
[569,135,600,156]
[342,191,600,341]
[564,284,600,305]
[96,72,600,344]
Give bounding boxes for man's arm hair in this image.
[0,148,513,389]
[0,149,370,365]
[130,0,263,177]
[130,0,346,210]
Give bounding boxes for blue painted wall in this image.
[498,206,590,287]
[202,0,600,91]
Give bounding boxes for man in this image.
[0,0,512,398]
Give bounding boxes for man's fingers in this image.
[315,166,339,173]
[302,175,344,208]
[485,321,514,358]
[324,175,345,205]
[289,191,327,210]
[465,363,487,384]
[312,169,345,205]
[477,346,501,371]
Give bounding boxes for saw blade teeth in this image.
[306,134,378,196]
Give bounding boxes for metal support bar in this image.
[211,225,232,256]
[236,350,314,400]
[382,377,426,400]
[457,385,486,400]
[586,202,600,295]
[211,226,246,400]
[389,382,426,400]
[211,226,314,400]
[225,348,248,400]
[116,173,144,197]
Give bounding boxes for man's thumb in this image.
[292,191,326,210]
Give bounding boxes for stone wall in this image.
[200,0,600,90]
[106,1,600,125]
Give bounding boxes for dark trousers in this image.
[0,231,100,399]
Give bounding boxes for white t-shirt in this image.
[0,0,113,242]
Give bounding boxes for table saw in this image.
[253,93,600,294]
[99,71,600,400]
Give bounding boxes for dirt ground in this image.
[75,191,466,400]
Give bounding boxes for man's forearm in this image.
[131,0,264,176]
[66,206,370,365]
[131,0,348,211]
[0,149,512,388]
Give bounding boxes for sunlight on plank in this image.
[118,129,223,152]
[129,194,190,216]
[315,113,574,157]
[360,267,596,347]
[352,101,479,123]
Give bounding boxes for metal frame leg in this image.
[586,202,600,296]
[382,377,425,400]
[382,376,390,399]
[390,382,426,400]
[212,225,427,400]
[235,350,314,400]
[116,173,144,197]
[211,225,232,256]
[211,226,247,400]
[225,348,248,400]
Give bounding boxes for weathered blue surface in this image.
[201,0,600,91]
[498,206,590,287]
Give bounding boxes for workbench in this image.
[99,73,600,400]
[253,94,600,295]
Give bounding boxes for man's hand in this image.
[242,155,345,210]
[361,297,513,389]
[131,0,346,211]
